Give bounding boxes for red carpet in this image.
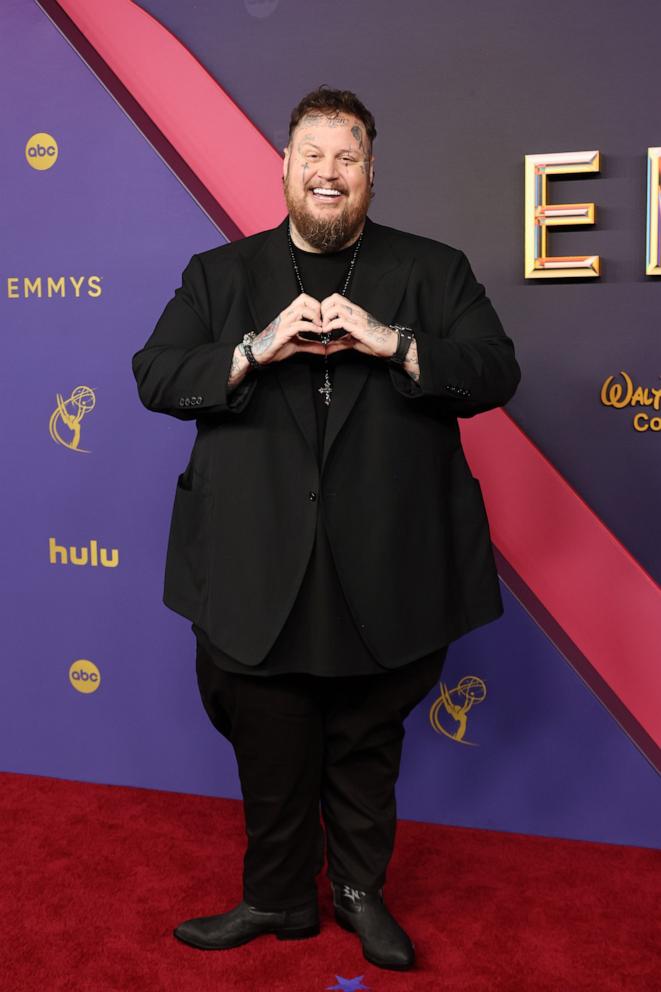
[1,772,659,992]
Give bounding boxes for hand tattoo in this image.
[365,314,398,352]
[253,315,280,357]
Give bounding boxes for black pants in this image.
[195,639,448,911]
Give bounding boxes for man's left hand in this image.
[319,293,398,359]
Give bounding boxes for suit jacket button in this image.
[184,397,191,406]
[308,490,317,501]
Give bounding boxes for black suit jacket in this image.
[132,216,521,669]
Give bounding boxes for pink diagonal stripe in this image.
[57,0,285,236]
[461,412,661,745]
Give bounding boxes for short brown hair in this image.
[288,85,377,150]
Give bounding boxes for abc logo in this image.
[25,132,58,171]
[69,659,101,694]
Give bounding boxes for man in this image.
[132,86,520,971]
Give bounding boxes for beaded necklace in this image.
[287,224,364,406]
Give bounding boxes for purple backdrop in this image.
[1,0,659,849]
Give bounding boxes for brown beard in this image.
[284,178,371,252]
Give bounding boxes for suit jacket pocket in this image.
[450,474,501,618]
[163,473,213,623]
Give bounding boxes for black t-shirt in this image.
[288,238,359,457]
[193,230,447,678]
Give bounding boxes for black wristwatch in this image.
[388,325,415,365]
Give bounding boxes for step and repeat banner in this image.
[1,0,659,848]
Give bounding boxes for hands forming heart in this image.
[248,293,399,366]
[300,293,398,360]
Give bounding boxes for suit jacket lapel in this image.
[244,216,413,473]
[245,219,318,460]
[320,217,412,470]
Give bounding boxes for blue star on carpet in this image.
[326,977,369,992]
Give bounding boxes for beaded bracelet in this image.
[241,331,263,370]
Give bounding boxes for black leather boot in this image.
[331,882,415,971]
[173,898,320,950]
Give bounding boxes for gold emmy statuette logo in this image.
[429,675,487,747]
[25,132,58,170]
[49,385,96,452]
[69,659,101,694]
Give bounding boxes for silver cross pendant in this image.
[318,370,333,406]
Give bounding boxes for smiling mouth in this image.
[309,187,345,202]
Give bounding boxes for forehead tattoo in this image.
[291,117,371,176]
[299,112,350,128]
[296,124,368,156]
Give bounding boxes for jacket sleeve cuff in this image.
[387,250,521,415]
[132,253,259,419]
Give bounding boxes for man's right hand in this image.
[249,294,328,365]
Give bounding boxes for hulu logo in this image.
[49,538,119,568]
